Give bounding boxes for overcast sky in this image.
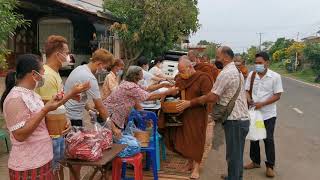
[190,0,320,53]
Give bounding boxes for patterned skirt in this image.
[8,161,53,180]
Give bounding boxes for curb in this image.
[282,75,320,89]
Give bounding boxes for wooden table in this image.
[60,144,127,180]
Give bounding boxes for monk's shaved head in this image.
[178,55,195,74]
[179,55,192,66]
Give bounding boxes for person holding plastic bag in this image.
[244,52,283,178]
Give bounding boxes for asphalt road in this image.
[201,76,320,180]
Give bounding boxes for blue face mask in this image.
[116,70,124,77]
[255,64,265,73]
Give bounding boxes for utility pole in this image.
[257,32,263,51]
[295,32,300,71]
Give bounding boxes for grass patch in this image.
[270,62,318,83]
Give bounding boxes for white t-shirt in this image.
[138,69,154,88]
[245,69,284,120]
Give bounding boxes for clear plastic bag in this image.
[114,121,141,157]
[246,108,267,141]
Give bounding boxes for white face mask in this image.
[33,71,45,88]
[59,53,71,68]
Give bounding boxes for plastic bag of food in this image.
[65,124,113,161]
[115,134,141,158]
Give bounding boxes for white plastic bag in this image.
[246,109,266,141]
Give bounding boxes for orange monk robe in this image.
[159,71,213,163]
[194,62,220,82]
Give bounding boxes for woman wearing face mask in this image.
[103,66,178,134]
[102,59,125,100]
[0,54,69,180]
[149,56,174,84]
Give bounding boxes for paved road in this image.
[201,76,320,180]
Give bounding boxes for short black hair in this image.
[154,56,164,64]
[255,52,270,61]
[221,46,234,59]
[137,56,149,67]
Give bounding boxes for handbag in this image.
[212,71,242,123]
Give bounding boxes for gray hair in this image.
[124,65,143,82]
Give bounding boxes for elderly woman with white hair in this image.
[103,65,178,133]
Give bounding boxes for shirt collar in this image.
[110,71,117,78]
[265,69,273,78]
[224,62,235,70]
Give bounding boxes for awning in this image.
[54,0,117,21]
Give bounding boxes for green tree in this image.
[105,0,200,64]
[303,43,320,74]
[203,43,219,59]
[261,41,273,52]
[198,40,211,45]
[0,0,29,70]
[246,46,258,64]
[269,37,294,59]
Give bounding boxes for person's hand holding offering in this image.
[70,81,91,101]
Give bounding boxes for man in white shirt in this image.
[244,52,283,178]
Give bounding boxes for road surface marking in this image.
[293,108,303,114]
[283,76,320,89]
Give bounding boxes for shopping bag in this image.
[246,109,266,141]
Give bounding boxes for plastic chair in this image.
[112,153,143,180]
[128,110,159,180]
[0,129,10,153]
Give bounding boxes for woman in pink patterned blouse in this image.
[0,54,89,180]
[103,66,178,132]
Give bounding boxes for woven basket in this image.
[134,131,151,147]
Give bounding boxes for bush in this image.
[303,43,320,74]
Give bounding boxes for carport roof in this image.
[54,0,117,21]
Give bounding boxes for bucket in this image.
[45,105,67,136]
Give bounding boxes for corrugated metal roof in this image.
[54,0,114,20]
[302,36,320,41]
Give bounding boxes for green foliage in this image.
[303,42,320,73]
[0,0,29,70]
[203,44,218,59]
[261,41,273,52]
[105,0,200,62]
[269,37,294,59]
[246,46,258,64]
[272,49,287,62]
[198,40,211,45]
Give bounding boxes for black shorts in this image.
[70,119,83,127]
